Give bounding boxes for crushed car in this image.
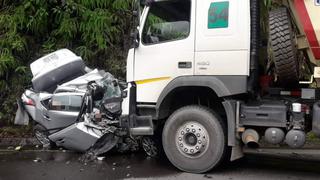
[15,49,157,158]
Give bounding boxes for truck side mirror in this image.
[131,28,140,48]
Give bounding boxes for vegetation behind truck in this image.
[123,0,320,173]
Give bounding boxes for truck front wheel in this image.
[162,106,227,173]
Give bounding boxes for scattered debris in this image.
[126,174,130,177]
[97,157,105,161]
[112,167,116,171]
[204,174,213,179]
[79,133,119,163]
[15,146,22,151]
[33,157,43,163]
[126,165,131,169]
[141,137,158,157]
[112,162,117,166]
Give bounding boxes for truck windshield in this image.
[142,0,191,45]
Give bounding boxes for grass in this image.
[307,132,320,144]
[0,126,33,138]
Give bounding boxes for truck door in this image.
[134,0,195,103]
[195,0,250,76]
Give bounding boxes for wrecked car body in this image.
[15,49,155,157]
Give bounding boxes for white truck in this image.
[120,0,320,173]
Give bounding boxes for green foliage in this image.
[0,0,134,126]
[263,0,283,9]
[263,0,272,9]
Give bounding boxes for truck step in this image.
[130,115,153,136]
[130,127,153,136]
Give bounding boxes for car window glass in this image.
[50,95,82,112]
[69,95,82,111]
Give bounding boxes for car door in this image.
[134,0,195,103]
[44,93,83,129]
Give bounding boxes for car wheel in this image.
[33,124,55,149]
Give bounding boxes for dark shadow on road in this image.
[0,150,320,180]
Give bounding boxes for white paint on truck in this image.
[127,0,251,103]
[195,0,250,76]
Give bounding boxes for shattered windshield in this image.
[96,72,122,100]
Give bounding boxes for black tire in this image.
[33,124,55,149]
[269,7,299,86]
[162,106,227,173]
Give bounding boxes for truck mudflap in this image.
[312,102,320,137]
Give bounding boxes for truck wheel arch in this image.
[155,76,246,148]
[155,76,247,120]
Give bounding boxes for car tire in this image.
[162,105,227,173]
[33,124,55,149]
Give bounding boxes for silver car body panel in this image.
[49,122,101,152]
[58,69,104,90]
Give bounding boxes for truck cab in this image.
[127,0,250,103]
[124,0,320,173]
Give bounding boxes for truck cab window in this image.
[142,0,191,45]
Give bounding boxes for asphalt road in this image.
[0,149,320,180]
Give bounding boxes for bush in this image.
[0,0,134,126]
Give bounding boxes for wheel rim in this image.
[35,130,50,147]
[175,121,209,158]
[142,137,158,157]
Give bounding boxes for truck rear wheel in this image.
[162,106,227,173]
[269,7,299,86]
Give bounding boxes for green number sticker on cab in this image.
[208,1,229,29]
